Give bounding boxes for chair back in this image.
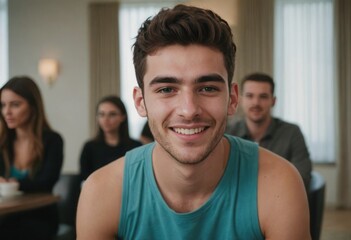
[53,173,81,226]
[308,171,326,240]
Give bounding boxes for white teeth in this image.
[173,127,205,135]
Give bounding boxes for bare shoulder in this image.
[257,148,311,240]
[76,157,125,240]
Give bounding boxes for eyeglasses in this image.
[96,112,122,119]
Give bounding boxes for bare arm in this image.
[258,148,311,240]
[76,158,124,240]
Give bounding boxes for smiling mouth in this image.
[173,127,206,135]
[250,107,262,111]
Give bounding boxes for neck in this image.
[246,116,272,142]
[153,137,229,212]
[15,127,31,140]
[104,132,119,146]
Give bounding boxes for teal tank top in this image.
[10,166,29,180]
[118,135,264,240]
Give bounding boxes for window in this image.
[118,3,174,138]
[274,0,335,163]
[0,0,8,86]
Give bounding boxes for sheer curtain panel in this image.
[274,0,335,163]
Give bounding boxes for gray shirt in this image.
[226,117,312,192]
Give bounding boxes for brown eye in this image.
[200,86,217,92]
[158,87,174,94]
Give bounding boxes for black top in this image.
[0,130,64,192]
[0,130,64,239]
[79,138,142,180]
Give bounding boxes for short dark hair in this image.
[241,73,275,95]
[133,4,236,91]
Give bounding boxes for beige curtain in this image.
[228,0,274,122]
[336,0,351,209]
[235,0,274,84]
[89,2,120,135]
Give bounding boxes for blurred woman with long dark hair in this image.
[0,76,63,239]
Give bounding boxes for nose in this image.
[176,90,202,120]
[251,96,260,105]
[1,105,10,116]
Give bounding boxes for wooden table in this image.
[0,193,60,215]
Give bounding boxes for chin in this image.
[102,128,116,133]
[172,145,215,165]
[176,158,207,165]
[6,124,17,129]
[250,117,265,124]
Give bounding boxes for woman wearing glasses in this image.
[79,95,141,181]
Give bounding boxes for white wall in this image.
[8,0,95,173]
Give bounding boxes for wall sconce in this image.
[38,58,59,86]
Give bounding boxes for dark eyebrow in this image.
[196,74,226,84]
[149,74,225,87]
[149,76,180,87]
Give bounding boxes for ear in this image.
[133,87,147,117]
[272,96,276,107]
[227,83,239,116]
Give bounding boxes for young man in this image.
[226,73,312,191]
[77,5,311,240]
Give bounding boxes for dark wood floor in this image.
[320,208,351,240]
